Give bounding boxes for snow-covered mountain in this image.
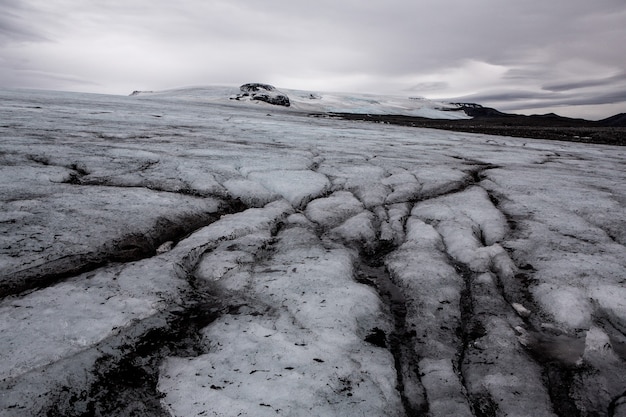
[1,88,625,417]
[130,84,473,119]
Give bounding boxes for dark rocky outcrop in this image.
[231,83,291,107]
[129,90,153,96]
[239,83,277,93]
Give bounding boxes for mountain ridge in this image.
[130,84,625,144]
[453,103,626,127]
[130,84,626,126]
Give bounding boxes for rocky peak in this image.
[231,83,291,107]
[239,83,277,92]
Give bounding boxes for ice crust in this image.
[1,88,625,416]
[160,226,402,417]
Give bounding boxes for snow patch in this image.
[590,285,626,332]
[223,177,281,207]
[248,170,330,208]
[304,190,364,228]
[533,284,592,330]
[583,326,619,364]
[159,227,402,416]
[330,211,378,251]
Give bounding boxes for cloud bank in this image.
[1,0,625,119]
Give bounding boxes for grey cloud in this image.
[542,72,626,92]
[534,89,626,108]
[0,0,625,118]
[504,67,557,82]
[405,82,449,92]
[449,87,626,111]
[3,1,624,75]
[448,90,554,103]
[0,3,48,44]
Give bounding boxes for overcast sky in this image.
[2,0,625,119]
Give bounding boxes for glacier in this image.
[0,87,625,417]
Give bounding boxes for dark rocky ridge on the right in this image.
[328,109,626,145]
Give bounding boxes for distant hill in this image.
[452,104,626,127]
[129,84,474,120]
[329,109,626,146]
[129,85,626,144]
[597,113,626,127]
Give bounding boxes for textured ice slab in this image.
[159,226,402,417]
[248,169,330,208]
[0,183,223,296]
[0,257,176,381]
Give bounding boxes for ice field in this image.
[1,87,625,416]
